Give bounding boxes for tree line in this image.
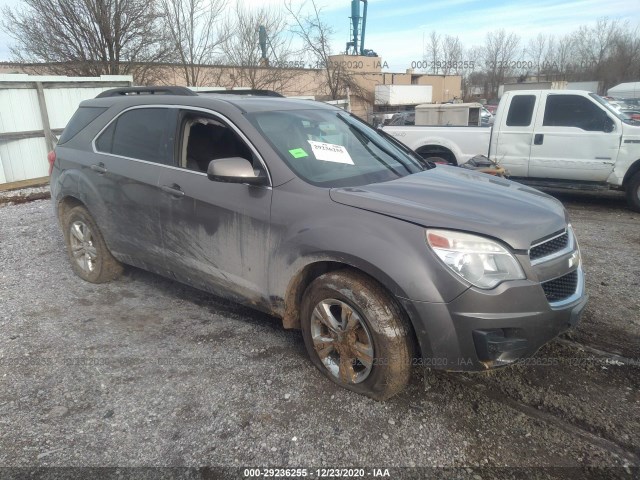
[423,19,640,99]
[2,0,298,88]
[2,0,638,100]
[2,0,372,101]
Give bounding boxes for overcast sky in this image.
[1,0,639,71]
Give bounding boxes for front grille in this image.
[530,231,569,261]
[541,270,578,302]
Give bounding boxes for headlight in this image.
[426,229,525,289]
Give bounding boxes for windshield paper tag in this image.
[307,141,354,165]
[289,148,309,159]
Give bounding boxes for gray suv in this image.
[50,87,588,400]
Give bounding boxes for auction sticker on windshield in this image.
[308,140,354,164]
[288,148,309,159]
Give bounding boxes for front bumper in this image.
[399,269,588,371]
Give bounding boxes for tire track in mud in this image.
[555,338,639,367]
[439,337,640,465]
[451,375,639,466]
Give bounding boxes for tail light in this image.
[47,150,56,175]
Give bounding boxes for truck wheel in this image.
[300,270,414,401]
[423,156,449,165]
[416,147,457,165]
[626,172,640,212]
[62,205,123,283]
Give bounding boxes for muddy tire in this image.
[626,171,640,212]
[300,270,414,401]
[62,205,123,283]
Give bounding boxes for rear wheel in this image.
[301,270,414,400]
[626,172,640,212]
[62,205,123,283]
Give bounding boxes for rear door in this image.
[156,108,273,308]
[491,93,538,176]
[92,106,177,271]
[528,93,620,181]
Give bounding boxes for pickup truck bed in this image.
[383,125,490,165]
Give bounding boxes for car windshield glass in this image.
[247,109,425,187]
[589,93,636,124]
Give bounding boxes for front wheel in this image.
[626,172,640,212]
[300,270,414,400]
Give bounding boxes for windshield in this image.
[247,109,425,187]
[589,93,638,124]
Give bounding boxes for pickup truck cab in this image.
[384,90,640,211]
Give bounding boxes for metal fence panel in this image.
[0,74,132,184]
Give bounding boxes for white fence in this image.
[0,74,133,185]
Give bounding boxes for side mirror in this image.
[207,157,268,186]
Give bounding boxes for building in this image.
[0,58,462,123]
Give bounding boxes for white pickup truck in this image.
[383,90,640,211]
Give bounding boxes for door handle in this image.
[90,163,107,174]
[533,134,544,145]
[161,184,185,198]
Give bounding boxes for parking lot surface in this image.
[0,190,638,472]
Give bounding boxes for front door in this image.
[528,93,620,181]
[157,110,273,308]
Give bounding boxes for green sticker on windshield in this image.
[289,148,309,159]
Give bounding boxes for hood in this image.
[330,166,567,251]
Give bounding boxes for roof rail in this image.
[198,89,284,97]
[95,86,198,98]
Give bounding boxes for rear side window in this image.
[58,107,107,144]
[95,108,172,164]
[506,95,536,127]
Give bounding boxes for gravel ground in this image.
[0,191,638,475]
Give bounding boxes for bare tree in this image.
[2,0,170,80]
[483,29,521,98]
[285,0,372,104]
[572,18,621,79]
[221,1,298,91]
[460,45,482,99]
[429,20,640,100]
[607,26,640,88]
[545,34,575,80]
[441,35,463,75]
[526,33,552,79]
[159,0,229,86]
[423,31,441,74]
[285,0,337,98]
[570,18,640,91]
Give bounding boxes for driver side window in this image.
[543,95,611,132]
[179,113,255,173]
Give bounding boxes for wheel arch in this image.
[282,259,421,356]
[415,144,458,165]
[56,195,85,222]
[622,158,640,186]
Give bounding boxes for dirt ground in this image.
[0,189,638,477]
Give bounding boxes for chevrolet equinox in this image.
[50,87,588,400]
